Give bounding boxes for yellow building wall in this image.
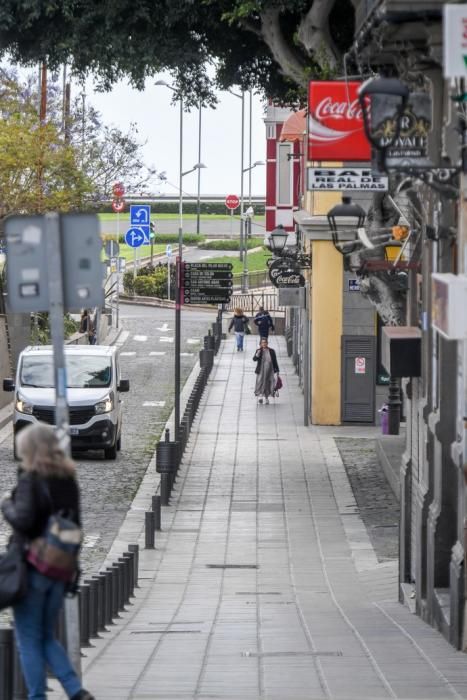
[311,240,343,425]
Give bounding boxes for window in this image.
[277,143,292,205]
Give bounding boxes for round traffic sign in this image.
[225,194,240,210]
[112,198,125,213]
[166,244,172,257]
[125,227,145,248]
[112,182,125,197]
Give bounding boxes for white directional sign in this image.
[166,244,172,258]
[308,168,388,192]
[444,4,467,78]
[130,205,151,243]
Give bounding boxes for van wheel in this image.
[104,443,118,460]
[116,435,121,451]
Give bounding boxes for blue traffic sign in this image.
[125,227,145,248]
[166,244,172,258]
[130,205,151,244]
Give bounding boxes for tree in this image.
[0,1,355,106]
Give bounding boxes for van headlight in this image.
[95,395,114,414]
[16,395,33,415]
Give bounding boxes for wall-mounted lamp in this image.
[327,196,366,255]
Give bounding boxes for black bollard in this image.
[116,561,126,611]
[108,566,120,619]
[103,570,114,626]
[94,575,107,632]
[0,628,13,700]
[118,557,130,605]
[160,475,171,506]
[88,578,100,639]
[145,511,155,548]
[128,544,140,588]
[152,496,161,531]
[79,583,92,647]
[122,553,134,600]
[13,638,27,700]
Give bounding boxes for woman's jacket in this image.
[252,347,279,375]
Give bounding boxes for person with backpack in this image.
[254,306,275,339]
[228,307,250,352]
[1,423,94,700]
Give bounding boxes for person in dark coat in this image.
[253,337,279,404]
[254,306,274,338]
[79,309,96,345]
[1,423,94,700]
[228,307,250,351]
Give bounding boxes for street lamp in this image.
[229,89,246,262]
[196,101,203,235]
[240,161,264,291]
[358,76,410,171]
[327,196,366,255]
[269,225,289,255]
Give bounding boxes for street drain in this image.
[242,650,343,658]
[206,564,258,569]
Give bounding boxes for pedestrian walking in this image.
[79,309,96,345]
[228,307,250,352]
[253,337,279,404]
[254,306,275,338]
[1,423,95,700]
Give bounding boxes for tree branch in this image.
[297,0,340,69]
[258,7,308,88]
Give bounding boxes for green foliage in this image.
[118,233,203,245]
[99,201,266,216]
[123,271,135,295]
[123,263,176,299]
[30,312,78,344]
[197,238,264,250]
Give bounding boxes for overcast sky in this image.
[86,72,267,198]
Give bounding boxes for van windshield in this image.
[20,355,112,389]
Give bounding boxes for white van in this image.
[3,345,129,460]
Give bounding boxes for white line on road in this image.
[143,401,166,407]
[180,352,194,357]
[159,337,174,343]
[120,351,136,356]
[82,534,100,548]
[157,323,172,332]
[115,331,130,347]
[187,338,201,344]
[133,335,148,342]
[149,351,166,356]
[0,421,13,446]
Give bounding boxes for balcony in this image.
[355,0,444,34]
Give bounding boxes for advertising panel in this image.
[307,81,371,161]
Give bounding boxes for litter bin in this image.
[379,404,389,435]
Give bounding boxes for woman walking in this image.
[253,337,279,404]
[1,423,94,700]
[228,307,250,352]
[79,309,96,345]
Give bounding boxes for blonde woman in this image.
[228,307,250,351]
[1,423,94,700]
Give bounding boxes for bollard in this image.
[204,330,215,351]
[145,511,155,548]
[103,570,113,626]
[151,496,161,531]
[128,544,140,588]
[107,566,120,619]
[88,578,99,639]
[122,553,135,600]
[13,638,27,700]
[94,575,107,632]
[156,428,177,496]
[0,628,13,700]
[199,348,214,371]
[118,557,130,605]
[116,561,126,611]
[79,583,92,647]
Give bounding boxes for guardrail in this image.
[232,269,269,290]
[227,291,283,314]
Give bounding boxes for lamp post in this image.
[241,161,264,291]
[196,100,202,235]
[228,89,245,261]
[268,225,289,255]
[326,196,366,255]
[156,79,207,442]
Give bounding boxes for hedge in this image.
[116,233,205,245]
[99,201,265,216]
[197,238,265,251]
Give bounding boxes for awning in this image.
[279,109,306,143]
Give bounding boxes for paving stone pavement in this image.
[64,335,467,700]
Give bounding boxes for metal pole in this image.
[167,259,170,300]
[248,89,253,206]
[116,216,120,328]
[196,100,202,235]
[45,212,81,679]
[230,209,233,238]
[239,92,245,262]
[242,216,249,292]
[175,97,183,443]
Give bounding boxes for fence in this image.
[227,291,283,315]
[232,269,269,290]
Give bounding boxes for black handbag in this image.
[0,542,28,610]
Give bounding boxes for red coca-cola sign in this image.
[307,81,371,161]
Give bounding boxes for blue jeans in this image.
[13,568,82,700]
[235,332,244,350]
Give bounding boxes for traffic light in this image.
[150,221,155,239]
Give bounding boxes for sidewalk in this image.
[76,335,467,700]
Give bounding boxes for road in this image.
[0,304,217,576]
[100,217,266,237]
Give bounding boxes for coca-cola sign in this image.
[268,259,305,288]
[308,81,371,161]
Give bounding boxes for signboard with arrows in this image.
[182,262,233,305]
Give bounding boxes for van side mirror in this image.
[118,379,130,393]
[3,378,14,392]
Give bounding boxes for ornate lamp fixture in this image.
[269,225,289,255]
[327,196,366,255]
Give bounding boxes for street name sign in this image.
[307,167,388,192]
[125,227,145,248]
[444,4,467,78]
[130,204,151,243]
[183,262,233,305]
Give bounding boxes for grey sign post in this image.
[5,211,103,680]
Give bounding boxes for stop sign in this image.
[112,181,125,197]
[225,194,240,210]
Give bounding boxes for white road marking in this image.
[0,421,13,446]
[187,338,201,345]
[133,335,148,342]
[159,337,174,343]
[143,401,166,407]
[82,534,100,548]
[149,351,166,356]
[180,352,194,357]
[157,323,172,332]
[120,351,136,357]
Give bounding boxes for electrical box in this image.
[382,326,421,377]
[431,273,467,340]
[278,287,306,307]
